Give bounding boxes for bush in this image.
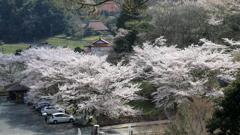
[100,9,110,17]
[74,47,84,53]
[206,72,240,134]
[165,97,213,135]
[95,31,103,36]
[75,32,83,39]
[84,27,94,37]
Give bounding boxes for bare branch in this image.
[50,0,149,15]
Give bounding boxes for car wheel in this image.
[69,119,74,123]
[53,120,58,124]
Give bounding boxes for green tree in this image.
[74,32,83,39]
[114,0,147,53]
[0,40,4,46]
[64,12,83,37]
[116,0,147,29]
[206,72,240,135]
[15,49,23,56]
[100,9,110,17]
[84,27,95,37]
[0,0,66,43]
[74,47,84,53]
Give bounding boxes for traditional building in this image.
[97,1,120,16]
[4,82,29,103]
[84,38,113,56]
[83,20,109,31]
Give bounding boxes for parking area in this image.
[0,102,162,135]
[0,103,92,135]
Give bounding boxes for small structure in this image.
[97,1,120,16]
[83,20,109,31]
[4,82,29,103]
[84,38,113,56]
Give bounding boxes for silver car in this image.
[48,113,75,124]
[41,106,65,115]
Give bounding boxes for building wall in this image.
[84,46,114,56]
[9,91,27,103]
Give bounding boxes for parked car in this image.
[40,96,52,100]
[31,96,52,108]
[31,98,41,108]
[38,103,51,111]
[48,113,75,124]
[35,101,51,111]
[41,106,65,115]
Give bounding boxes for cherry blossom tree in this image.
[19,48,141,118]
[130,37,240,108]
[0,53,22,87]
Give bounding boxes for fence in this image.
[132,132,157,135]
[78,125,163,135]
[96,113,170,126]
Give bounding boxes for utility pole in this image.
[51,24,53,37]
[0,40,4,53]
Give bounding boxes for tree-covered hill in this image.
[0,0,75,43]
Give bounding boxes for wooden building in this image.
[97,1,120,16]
[4,82,29,103]
[84,38,113,56]
[83,20,109,31]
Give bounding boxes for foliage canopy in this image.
[206,72,240,135]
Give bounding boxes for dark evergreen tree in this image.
[15,49,23,55]
[74,47,84,53]
[114,0,147,53]
[0,0,66,43]
[206,72,240,135]
[84,27,95,37]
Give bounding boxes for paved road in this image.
[0,103,86,135]
[0,103,129,135]
[0,103,167,135]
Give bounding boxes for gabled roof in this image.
[98,1,120,13]
[84,20,109,31]
[90,38,110,45]
[4,82,29,92]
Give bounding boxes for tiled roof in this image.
[4,82,29,92]
[98,1,120,13]
[84,20,109,31]
[90,38,110,45]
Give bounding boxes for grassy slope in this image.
[2,35,109,54]
[127,100,162,115]
[2,44,29,54]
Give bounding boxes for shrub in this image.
[165,97,213,135]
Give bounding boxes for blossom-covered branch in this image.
[19,48,142,117]
[130,37,240,108]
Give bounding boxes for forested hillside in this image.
[0,0,66,43]
[1,0,240,47]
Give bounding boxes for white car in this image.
[48,113,75,124]
[41,106,65,115]
[35,101,51,110]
